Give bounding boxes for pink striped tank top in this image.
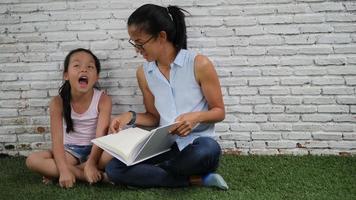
[64,89,103,145]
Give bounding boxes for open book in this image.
[92,123,177,166]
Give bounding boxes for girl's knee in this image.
[26,153,39,170]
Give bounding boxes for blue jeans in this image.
[64,144,92,163]
[105,137,221,188]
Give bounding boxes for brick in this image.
[302,114,333,122]
[294,14,324,23]
[260,123,292,131]
[321,124,354,132]
[249,78,279,86]
[250,35,284,45]
[255,105,284,113]
[314,57,346,66]
[251,133,280,142]
[312,132,342,140]
[231,123,260,132]
[293,123,321,131]
[312,77,345,85]
[269,114,300,122]
[300,24,333,33]
[236,115,267,122]
[336,97,356,104]
[240,96,271,104]
[322,87,354,95]
[310,2,345,12]
[303,97,335,105]
[220,132,251,141]
[272,97,302,105]
[280,78,311,85]
[264,25,299,34]
[259,87,290,95]
[234,47,265,56]
[282,132,312,140]
[267,141,297,149]
[229,87,258,95]
[333,115,356,122]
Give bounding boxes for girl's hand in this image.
[109,112,133,133]
[170,112,200,137]
[84,163,102,184]
[59,169,76,189]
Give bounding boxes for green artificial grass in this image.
[0,155,355,200]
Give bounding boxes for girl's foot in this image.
[42,176,53,185]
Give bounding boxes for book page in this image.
[92,127,150,161]
[132,123,177,164]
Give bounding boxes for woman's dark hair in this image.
[127,4,188,51]
[59,48,101,133]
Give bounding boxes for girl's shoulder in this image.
[98,90,112,106]
[49,95,63,113]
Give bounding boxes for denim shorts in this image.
[64,144,92,163]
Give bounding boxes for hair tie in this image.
[167,7,173,21]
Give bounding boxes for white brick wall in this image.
[0,0,355,156]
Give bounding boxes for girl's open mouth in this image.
[78,75,88,88]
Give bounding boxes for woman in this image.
[106,4,228,190]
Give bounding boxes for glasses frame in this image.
[128,36,154,50]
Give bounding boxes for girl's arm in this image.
[84,92,112,183]
[109,66,159,133]
[172,55,225,136]
[50,96,76,188]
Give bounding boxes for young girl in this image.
[26,48,112,188]
[106,4,228,190]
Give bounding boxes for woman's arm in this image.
[172,55,225,136]
[193,54,225,122]
[84,92,112,183]
[109,66,159,133]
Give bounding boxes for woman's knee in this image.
[194,137,221,157]
[105,159,127,182]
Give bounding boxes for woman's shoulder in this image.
[194,53,214,70]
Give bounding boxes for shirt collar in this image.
[147,49,186,73]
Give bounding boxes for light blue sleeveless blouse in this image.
[143,49,215,150]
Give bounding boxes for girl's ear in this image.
[63,72,69,81]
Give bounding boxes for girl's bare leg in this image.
[26,150,86,182]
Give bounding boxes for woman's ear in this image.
[158,31,168,42]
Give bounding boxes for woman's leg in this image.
[160,137,221,176]
[104,137,222,188]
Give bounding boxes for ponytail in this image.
[127,4,189,51]
[167,5,187,50]
[59,80,73,133]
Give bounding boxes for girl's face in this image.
[128,25,161,61]
[64,51,99,94]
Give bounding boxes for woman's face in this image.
[128,25,159,62]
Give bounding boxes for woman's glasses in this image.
[128,36,154,50]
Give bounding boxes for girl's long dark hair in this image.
[59,48,101,133]
[127,4,188,51]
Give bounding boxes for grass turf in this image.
[0,155,355,200]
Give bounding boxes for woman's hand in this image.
[58,169,76,189]
[84,163,102,184]
[170,112,201,137]
[109,112,133,133]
